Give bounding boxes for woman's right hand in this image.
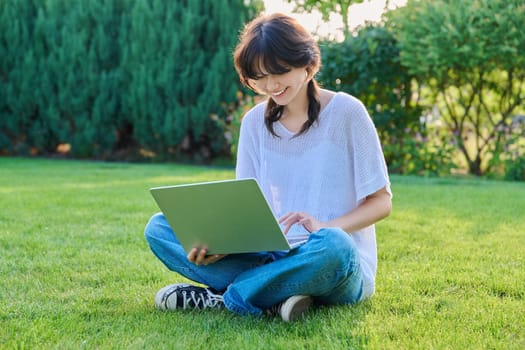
[187,247,227,266]
[279,211,325,234]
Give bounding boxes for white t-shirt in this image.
[235,92,391,299]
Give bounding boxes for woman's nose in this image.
[266,75,279,89]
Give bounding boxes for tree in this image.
[120,0,261,162]
[284,0,365,36]
[0,0,126,157]
[388,0,525,176]
[0,0,262,161]
[319,25,456,176]
[0,0,39,154]
[33,0,124,157]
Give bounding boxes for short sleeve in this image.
[235,105,263,180]
[347,99,391,201]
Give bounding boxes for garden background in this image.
[1,0,524,179]
[1,0,524,349]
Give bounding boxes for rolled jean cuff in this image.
[223,288,263,317]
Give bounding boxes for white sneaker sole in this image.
[154,283,191,310]
[280,295,313,322]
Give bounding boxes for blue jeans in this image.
[144,213,363,316]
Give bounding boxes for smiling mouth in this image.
[271,88,287,97]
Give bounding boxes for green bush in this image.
[387,0,525,178]
[0,0,260,161]
[120,0,258,162]
[0,0,39,154]
[318,25,455,176]
[487,116,525,181]
[35,0,124,157]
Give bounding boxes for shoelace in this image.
[180,289,224,310]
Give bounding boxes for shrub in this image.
[0,0,260,162]
[387,0,525,177]
[318,25,456,175]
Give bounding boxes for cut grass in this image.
[1,157,524,349]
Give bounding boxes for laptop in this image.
[149,178,307,255]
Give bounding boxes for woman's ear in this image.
[305,68,313,81]
[305,66,318,81]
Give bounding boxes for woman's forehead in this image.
[251,55,291,77]
[253,58,269,75]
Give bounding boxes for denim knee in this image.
[312,228,360,270]
[144,212,167,242]
[310,228,363,303]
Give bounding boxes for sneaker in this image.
[155,283,224,311]
[269,295,313,322]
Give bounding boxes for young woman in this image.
[144,13,392,322]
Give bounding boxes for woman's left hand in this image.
[278,212,325,235]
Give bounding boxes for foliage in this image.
[1,157,524,349]
[318,25,454,176]
[284,0,364,35]
[383,125,457,177]
[0,0,39,154]
[0,0,261,161]
[214,92,259,162]
[0,0,134,157]
[120,0,259,162]
[487,115,525,181]
[503,154,525,181]
[36,0,124,158]
[387,0,525,176]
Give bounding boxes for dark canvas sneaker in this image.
[155,283,224,311]
[269,295,313,322]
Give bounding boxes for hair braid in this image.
[264,80,320,137]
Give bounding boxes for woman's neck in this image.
[282,85,309,121]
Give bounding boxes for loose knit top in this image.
[235,92,391,299]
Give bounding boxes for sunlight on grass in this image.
[1,157,524,349]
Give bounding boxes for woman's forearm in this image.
[326,186,392,234]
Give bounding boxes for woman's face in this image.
[249,66,309,106]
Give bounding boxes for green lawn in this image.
[1,157,523,349]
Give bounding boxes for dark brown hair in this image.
[233,13,321,136]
